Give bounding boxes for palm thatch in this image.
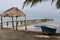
[23,0,60,9]
[2,7,25,17]
[22,0,48,9]
[1,7,27,30]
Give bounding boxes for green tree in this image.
[56,0,60,9]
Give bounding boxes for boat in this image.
[35,25,56,35]
[41,25,56,35]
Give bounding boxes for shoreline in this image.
[1,24,60,33]
[0,28,60,40]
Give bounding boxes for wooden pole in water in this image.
[12,17,14,29]
[16,16,18,30]
[1,16,3,29]
[25,15,27,30]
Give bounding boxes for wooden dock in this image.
[0,19,53,27]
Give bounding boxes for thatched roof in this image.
[2,7,25,17]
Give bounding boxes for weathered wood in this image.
[34,20,35,24]
[12,17,14,29]
[16,17,18,30]
[1,16,3,29]
[20,21,22,26]
[25,16,27,30]
[0,18,52,29]
[7,22,8,27]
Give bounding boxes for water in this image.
[22,18,60,33]
[1,17,59,32]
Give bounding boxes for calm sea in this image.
[1,17,60,33]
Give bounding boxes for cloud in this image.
[0,0,25,11]
[0,0,60,19]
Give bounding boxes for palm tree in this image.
[22,0,47,9]
[23,0,60,9]
[56,0,60,9]
[22,0,60,30]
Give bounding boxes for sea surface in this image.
[0,17,60,33]
[27,19,60,33]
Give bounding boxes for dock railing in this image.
[0,19,53,27]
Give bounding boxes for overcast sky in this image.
[0,0,60,19]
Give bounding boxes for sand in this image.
[0,24,60,40]
[0,27,59,40]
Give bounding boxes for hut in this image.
[1,7,27,30]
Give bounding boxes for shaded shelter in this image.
[2,7,27,30]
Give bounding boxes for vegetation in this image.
[23,0,60,9]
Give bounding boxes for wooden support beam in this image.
[16,17,18,30]
[20,21,22,26]
[25,15,27,30]
[1,16,3,29]
[12,17,14,29]
[7,22,8,27]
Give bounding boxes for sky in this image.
[0,0,60,19]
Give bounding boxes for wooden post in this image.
[7,22,8,27]
[16,17,18,30]
[12,17,14,29]
[20,21,22,26]
[1,16,3,29]
[25,15,27,30]
[34,20,35,24]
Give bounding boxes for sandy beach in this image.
[3,23,60,33]
[0,27,60,40]
[0,0,60,40]
[0,25,59,40]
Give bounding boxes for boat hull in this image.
[41,26,56,34]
